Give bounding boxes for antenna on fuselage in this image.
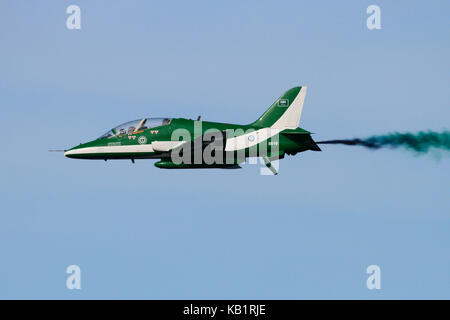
[197,115,201,121]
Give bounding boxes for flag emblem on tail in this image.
[278,99,289,107]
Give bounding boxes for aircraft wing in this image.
[151,141,185,152]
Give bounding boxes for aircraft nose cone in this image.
[64,144,89,159]
[64,149,75,158]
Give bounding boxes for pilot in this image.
[128,126,135,134]
[119,128,126,136]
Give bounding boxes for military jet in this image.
[63,86,321,174]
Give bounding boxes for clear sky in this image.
[1,0,449,299]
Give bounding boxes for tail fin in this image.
[251,86,307,129]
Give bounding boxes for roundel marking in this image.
[138,136,147,145]
[248,135,255,142]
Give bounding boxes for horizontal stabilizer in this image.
[282,132,321,152]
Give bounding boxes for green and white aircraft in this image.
[64,86,321,174]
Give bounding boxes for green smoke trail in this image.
[316,130,450,154]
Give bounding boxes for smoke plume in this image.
[316,131,450,154]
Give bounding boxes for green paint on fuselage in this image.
[65,118,316,160]
[64,86,321,172]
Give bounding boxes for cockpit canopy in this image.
[98,117,172,139]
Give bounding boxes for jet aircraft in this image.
[64,86,321,174]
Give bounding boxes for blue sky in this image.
[1,0,449,299]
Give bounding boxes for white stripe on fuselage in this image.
[66,129,281,157]
[64,144,155,156]
[64,140,188,157]
[224,128,282,152]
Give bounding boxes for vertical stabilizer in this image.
[251,86,307,129]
